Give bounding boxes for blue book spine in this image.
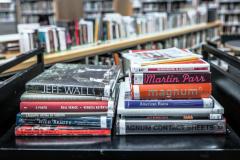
[16,114,112,129]
[124,99,213,109]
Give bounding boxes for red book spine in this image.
[75,20,80,45]
[20,101,109,112]
[15,126,111,136]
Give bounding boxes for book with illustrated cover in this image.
[122,47,201,66]
[26,63,121,97]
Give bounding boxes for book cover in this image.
[26,64,120,97]
[131,83,212,100]
[131,72,211,84]
[16,114,112,128]
[20,101,113,112]
[15,125,111,136]
[122,47,201,66]
[116,119,226,135]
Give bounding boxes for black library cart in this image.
[1,47,240,160]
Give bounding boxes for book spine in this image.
[117,119,226,135]
[20,110,114,118]
[132,72,211,84]
[118,107,223,117]
[20,101,112,112]
[131,64,210,73]
[16,115,112,128]
[20,93,110,101]
[122,114,223,120]
[131,83,212,100]
[26,84,106,97]
[15,126,111,136]
[124,98,213,109]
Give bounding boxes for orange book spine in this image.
[131,83,212,100]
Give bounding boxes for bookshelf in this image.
[142,0,191,13]
[2,21,221,74]
[19,0,56,24]
[83,0,115,18]
[199,0,216,5]
[0,0,17,35]
[218,0,240,34]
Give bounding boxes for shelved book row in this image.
[218,0,240,34]
[18,9,208,54]
[14,47,226,136]
[19,0,55,24]
[15,64,121,136]
[83,0,114,17]
[0,0,15,23]
[141,0,191,13]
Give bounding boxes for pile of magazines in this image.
[116,47,226,135]
[15,63,120,136]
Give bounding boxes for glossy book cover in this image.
[26,63,120,97]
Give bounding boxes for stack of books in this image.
[15,63,121,136]
[117,47,226,135]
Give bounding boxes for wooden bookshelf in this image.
[2,20,222,74]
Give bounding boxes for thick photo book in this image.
[25,63,121,97]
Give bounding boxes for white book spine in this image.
[53,29,59,52]
[45,31,51,53]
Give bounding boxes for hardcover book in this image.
[20,111,114,118]
[125,94,214,109]
[16,114,112,128]
[20,101,113,112]
[15,125,111,136]
[20,92,111,101]
[116,119,226,135]
[131,72,211,84]
[26,63,121,97]
[130,59,210,73]
[131,83,212,100]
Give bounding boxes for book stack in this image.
[15,63,121,136]
[117,47,226,135]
